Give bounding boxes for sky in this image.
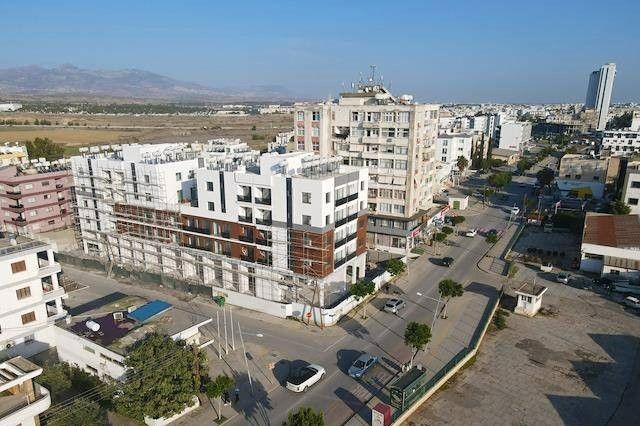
[1,0,639,103]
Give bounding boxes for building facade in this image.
[0,235,66,359]
[71,141,368,315]
[557,154,609,199]
[601,129,640,156]
[436,132,473,182]
[294,83,440,253]
[498,122,532,152]
[621,162,640,214]
[0,356,51,426]
[584,63,616,131]
[0,164,73,235]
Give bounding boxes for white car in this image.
[285,364,326,392]
[465,229,477,237]
[511,207,520,216]
[624,296,640,309]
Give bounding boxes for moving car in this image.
[348,353,378,378]
[511,206,520,216]
[624,296,640,309]
[556,272,570,284]
[465,229,477,237]
[286,364,326,392]
[383,298,406,314]
[442,256,454,267]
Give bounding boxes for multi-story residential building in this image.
[0,356,52,426]
[601,129,640,156]
[436,132,473,182]
[0,145,28,167]
[0,164,73,235]
[0,234,66,359]
[585,63,616,131]
[621,161,640,214]
[71,141,368,316]
[294,83,439,253]
[557,154,610,198]
[498,122,532,152]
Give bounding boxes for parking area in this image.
[509,226,581,271]
[408,274,640,426]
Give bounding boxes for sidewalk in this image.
[477,221,521,276]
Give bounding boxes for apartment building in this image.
[71,141,368,315]
[621,161,640,214]
[0,356,51,426]
[557,154,610,199]
[0,145,28,167]
[585,63,616,131]
[0,164,73,235]
[498,122,532,152]
[436,132,472,182]
[601,129,640,156]
[0,235,66,359]
[294,83,439,253]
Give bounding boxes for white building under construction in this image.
[70,140,368,318]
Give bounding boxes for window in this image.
[398,128,410,137]
[632,181,640,189]
[16,286,31,300]
[360,181,364,190]
[312,127,320,137]
[312,141,320,152]
[24,334,35,344]
[41,181,50,187]
[394,204,406,214]
[302,192,311,204]
[312,111,321,121]
[24,183,33,190]
[11,260,26,273]
[297,142,305,151]
[297,111,304,121]
[326,215,330,225]
[302,215,311,225]
[575,175,581,180]
[145,192,152,202]
[395,160,408,170]
[397,112,410,123]
[629,198,639,206]
[593,176,600,181]
[382,112,394,122]
[380,159,394,169]
[382,128,396,138]
[144,174,150,183]
[175,172,182,181]
[325,192,330,203]
[297,127,305,136]
[351,112,361,121]
[27,197,36,203]
[83,345,95,354]
[44,194,51,200]
[395,146,408,155]
[21,311,36,324]
[208,202,215,211]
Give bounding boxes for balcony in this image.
[254,197,272,205]
[255,217,272,226]
[55,183,64,189]
[238,234,253,243]
[57,197,66,203]
[6,203,24,213]
[335,213,358,228]
[183,225,210,235]
[240,254,255,262]
[257,257,272,266]
[12,216,27,223]
[220,231,231,239]
[4,189,22,200]
[256,238,272,247]
[238,215,253,224]
[335,192,358,207]
[0,382,51,424]
[334,232,358,248]
[334,251,357,269]
[237,194,252,202]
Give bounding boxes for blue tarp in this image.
[128,300,172,322]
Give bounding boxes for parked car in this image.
[511,206,520,216]
[624,296,640,309]
[442,257,454,267]
[383,298,406,314]
[348,353,378,378]
[286,364,326,392]
[465,229,477,237]
[556,272,570,284]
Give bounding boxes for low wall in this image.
[144,396,200,426]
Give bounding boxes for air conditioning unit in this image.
[127,306,137,313]
[5,341,15,349]
[113,312,124,321]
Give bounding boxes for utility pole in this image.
[223,307,229,354]
[216,311,222,359]
[238,321,254,395]
[230,307,235,350]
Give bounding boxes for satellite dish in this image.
[85,320,100,332]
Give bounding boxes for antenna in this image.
[369,65,376,82]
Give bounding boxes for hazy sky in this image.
[2,0,639,103]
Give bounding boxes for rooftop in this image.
[582,213,640,249]
[492,148,520,157]
[516,282,547,297]
[59,293,211,355]
[0,234,48,256]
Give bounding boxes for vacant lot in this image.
[0,112,292,151]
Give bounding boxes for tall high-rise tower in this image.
[585,63,616,131]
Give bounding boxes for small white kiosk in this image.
[514,282,548,317]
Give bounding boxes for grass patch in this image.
[493,309,509,330]
[411,247,426,255]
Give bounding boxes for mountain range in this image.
[0,64,293,102]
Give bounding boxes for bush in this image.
[384,258,406,275]
[493,309,508,330]
[441,226,454,235]
[486,233,498,244]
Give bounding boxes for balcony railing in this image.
[55,183,64,189]
[57,197,66,203]
[257,257,272,266]
[241,254,254,262]
[334,232,358,248]
[254,197,272,205]
[239,234,253,243]
[256,238,272,247]
[255,217,272,226]
[238,215,253,223]
[12,216,27,223]
[334,251,357,269]
[183,225,210,234]
[220,231,231,239]
[6,203,25,213]
[237,194,252,202]
[335,212,358,228]
[335,192,358,207]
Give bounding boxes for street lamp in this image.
[416,291,442,331]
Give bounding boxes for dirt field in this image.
[0,112,292,151]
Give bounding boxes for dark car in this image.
[442,257,454,267]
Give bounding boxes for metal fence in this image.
[391,286,504,420]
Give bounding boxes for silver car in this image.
[384,298,406,314]
[348,353,378,378]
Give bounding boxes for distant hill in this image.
[0,64,293,102]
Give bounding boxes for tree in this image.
[456,156,469,173]
[349,280,376,318]
[608,199,631,215]
[536,167,555,188]
[283,406,325,426]
[49,397,104,426]
[384,258,406,276]
[404,322,432,365]
[39,362,72,397]
[433,232,447,255]
[204,374,235,421]
[450,216,465,226]
[438,279,464,319]
[485,233,498,244]
[441,226,453,235]
[25,137,64,161]
[607,112,632,130]
[116,333,208,421]
[488,172,512,191]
